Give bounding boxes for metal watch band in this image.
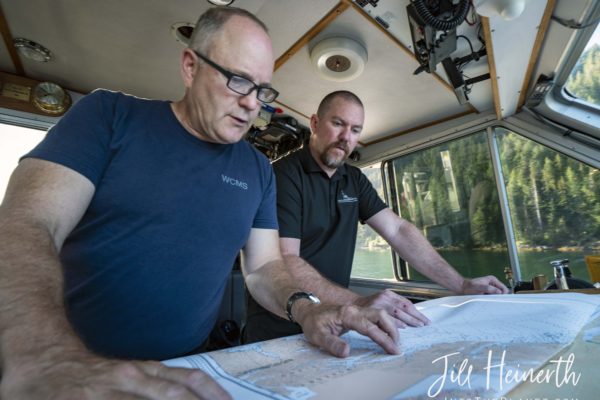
[285,291,321,323]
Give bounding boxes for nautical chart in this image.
[163,293,600,400]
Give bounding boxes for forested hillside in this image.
[358,130,600,252]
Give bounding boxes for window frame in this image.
[536,2,600,139]
[349,113,600,296]
[381,126,517,283]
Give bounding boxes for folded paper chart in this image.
[163,293,600,400]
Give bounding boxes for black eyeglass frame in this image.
[192,49,279,103]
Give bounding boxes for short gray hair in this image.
[189,7,268,54]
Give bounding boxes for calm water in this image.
[352,247,591,284]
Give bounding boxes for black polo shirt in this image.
[243,146,387,343]
[275,146,387,286]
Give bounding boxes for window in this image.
[383,131,510,284]
[0,123,46,203]
[351,163,395,280]
[369,125,599,289]
[564,23,600,107]
[496,127,600,281]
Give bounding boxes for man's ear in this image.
[180,48,197,88]
[309,114,318,134]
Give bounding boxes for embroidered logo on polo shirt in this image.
[221,174,248,190]
[338,190,358,203]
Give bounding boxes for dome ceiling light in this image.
[474,0,527,21]
[206,0,235,5]
[13,38,52,62]
[310,37,368,82]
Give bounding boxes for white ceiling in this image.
[273,6,473,144]
[0,0,557,145]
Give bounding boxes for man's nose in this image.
[338,126,352,141]
[239,90,260,111]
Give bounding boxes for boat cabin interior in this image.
[0,0,599,349]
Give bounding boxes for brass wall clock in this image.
[32,82,71,115]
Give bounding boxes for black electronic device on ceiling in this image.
[407,0,490,105]
[407,0,469,74]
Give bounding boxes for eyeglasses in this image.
[192,50,279,103]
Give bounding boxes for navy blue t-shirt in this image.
[24,90,277,360]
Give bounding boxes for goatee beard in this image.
[321,142,349,168]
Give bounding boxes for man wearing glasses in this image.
[0,7,399,400]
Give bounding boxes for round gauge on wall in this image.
[32,81,71,115]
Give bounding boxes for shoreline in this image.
[359,245,600,252]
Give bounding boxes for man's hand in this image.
[461,275,509,294]
[1,349,231,400]
[295,303,400,358]
[353,289,430,328]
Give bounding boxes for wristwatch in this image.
[286,291,321,323]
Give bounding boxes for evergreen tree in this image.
[566,44,600,105]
